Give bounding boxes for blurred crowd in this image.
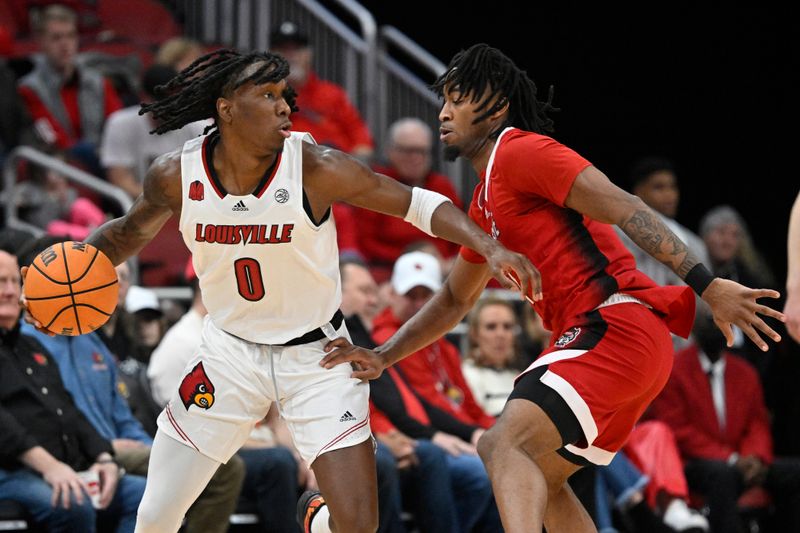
[1,3,799,533]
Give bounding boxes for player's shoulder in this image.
[301,140,356,175]
[148,147,183,180]
[501,128,558,150]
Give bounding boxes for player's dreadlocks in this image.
[431,43,557,137]
[140,49,297,135]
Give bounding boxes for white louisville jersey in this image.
[178,131,341,344]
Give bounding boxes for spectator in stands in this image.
[123,285,165,364]
[17,4,123,175]
[155,37,205,73]
[700,204,776,292]
[344,118,462,283]
[147,259,315,532]
[340,256,457,533]
[269,20,374,161]
[614,156,709,351]
[699,204,779,377]
[100,64,207,199]
[339,257,382,346]
[96,260,140,363]
[650,301,800,533]
[461,297,526,417]
[615,156,710,288]
[1,148,106,239]
[373,251,495,429]
[0,245,145,533]
[0,29,36,164]
[369,360,502,533]
[593,449,708,533]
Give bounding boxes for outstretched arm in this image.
[322,256,492,379]
[303,145,540,298]
[86,150,181,265]
[785,192,800,342]
[565,165,784,350]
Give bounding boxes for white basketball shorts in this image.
[157,315,371,464]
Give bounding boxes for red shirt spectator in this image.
[650,344,772,464]
[371,251,495,429]
[270,21,373,159]
[17,4,122,151]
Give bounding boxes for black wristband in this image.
[685,263,716,296]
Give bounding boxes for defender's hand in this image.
[485,244,542,302]
[321,337,386,381]
[701,278,784,351]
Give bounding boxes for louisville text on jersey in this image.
[195,223,294,244]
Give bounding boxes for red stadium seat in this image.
[97,0,181,47]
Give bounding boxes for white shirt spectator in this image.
[100,106,207,190]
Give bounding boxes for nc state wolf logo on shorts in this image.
[179,362,215,410]
[188,180,204,201]
[554,327,581,348]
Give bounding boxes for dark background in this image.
[366,3,800,291]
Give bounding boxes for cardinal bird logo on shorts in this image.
[178,362,215,410]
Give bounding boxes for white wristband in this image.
[403,187,451,236]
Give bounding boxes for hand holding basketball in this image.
[23,241,119,336]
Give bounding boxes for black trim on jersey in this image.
[302,189,331,226]
[203,132,282,198]
[564,208,619,302]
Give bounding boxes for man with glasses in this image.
[349,118,463,283]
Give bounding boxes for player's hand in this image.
[784,289,800,343]
[701,278,784,351]
[321,337,387,380]
[484,243,542,303]
[19,266,55,337]
[42,461,85,508]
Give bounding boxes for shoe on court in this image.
[297,490,326,533]
[662,498,710,531]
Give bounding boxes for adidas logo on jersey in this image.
[232,200,248,212]
[339,410,356,422]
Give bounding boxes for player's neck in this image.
[466,137,496,175]
[213,136,279,195]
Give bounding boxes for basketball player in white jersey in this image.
[21,49,539,533]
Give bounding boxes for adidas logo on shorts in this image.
[232,200,248,211]
[339,410,356,422]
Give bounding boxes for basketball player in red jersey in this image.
[321,44,785,532]
[24,49,537,533]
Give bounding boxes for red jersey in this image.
[460,128,694,338]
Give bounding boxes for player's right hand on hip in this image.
[18,266,55,337]
[321,337,385,381]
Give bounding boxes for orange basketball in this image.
[24,241,119,336]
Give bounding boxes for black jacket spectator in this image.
[0,323,113,471]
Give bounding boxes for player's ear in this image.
[216,97,233,124]
[490,96,509,120]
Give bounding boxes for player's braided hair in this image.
[431,43,557,137]
[140,48,297,135]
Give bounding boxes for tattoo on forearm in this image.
[622,209,697,278]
